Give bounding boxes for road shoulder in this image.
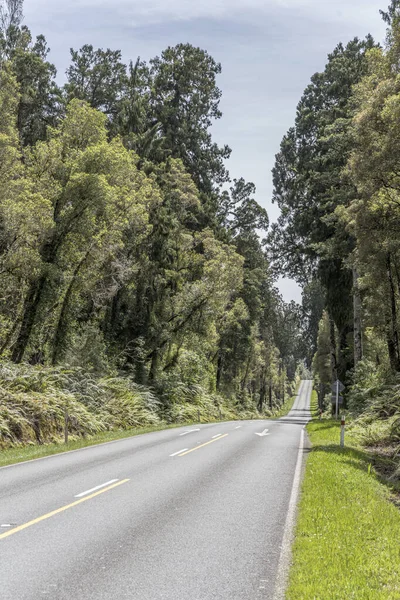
[286,416,400,599]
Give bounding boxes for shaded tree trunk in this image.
[0,317,21,357]
[103,288,122,345]
[329,314,338,381]
[11,275,46,363]
[216,352,223,392]
[241,352,252,392]
[386,252,400,372]
[257,368,266,412]
[268,380,273,410]
[353,268,363,366]
[318,382,325,411]
[52,250,91,365]
[11,233,61,363]
[148,348,159,382]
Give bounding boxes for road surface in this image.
[0,379,312,600]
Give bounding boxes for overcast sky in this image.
[23,0,387,303]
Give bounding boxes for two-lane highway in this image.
[0,380,312,599]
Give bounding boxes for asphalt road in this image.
[0,379,312,600]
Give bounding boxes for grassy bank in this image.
[271,389,298,419]
[0,384,299,469]
[287,393,400,599]
[0,422,195,468]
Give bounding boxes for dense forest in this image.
[272,0,400,464]
[0,0,309,446]
[3,0,400,462]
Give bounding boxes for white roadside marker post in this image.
[340,415,345,448]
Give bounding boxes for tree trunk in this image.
[216,352,223,392]
[318,382,325,411]
[241,352,252,392]
[11,233,60,363]
[393,260,400,303]
[52,251,91,365]
[258,369,266,412]
[386,324,398,372]
[11,275,46,363]
[148,348,159,382]
[277,361,282,404]
[0,317,21,357]
[268,380,273,410]
[329,314,338,382]
[103,288,121,345]
[386,253,400,372]
[339,323,352,381]
[353,268,363,366]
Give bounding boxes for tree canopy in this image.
[0,0,306,443]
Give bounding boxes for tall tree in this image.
[116,58,165,160]
[65,45,127,123]
[343,19,400,372]
[10,99,156,363]
[149,44,231,194]
[11,31,61,145]
[0,64,50,352]
[0,0,23,59]
[270,36,376,377]
[0,4,303,420]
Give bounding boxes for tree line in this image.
[271,0,400,428]
[0,0,308,441]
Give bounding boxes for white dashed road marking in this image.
[74,480,119,498]
[170,449,188,457]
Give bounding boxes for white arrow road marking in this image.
[74,479,119,498]
[212,434,223,439]
[170,449,188,457]
[179,429,201,436]
[235,426,242,429]
[255,429,270,437]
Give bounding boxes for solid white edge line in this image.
[273,428,305,600]
[170,449,188,457]
[74,479,119,498]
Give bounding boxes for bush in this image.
[0,361,159,447]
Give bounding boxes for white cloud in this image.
[24,0,384,29]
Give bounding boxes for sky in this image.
[23,0,387,303]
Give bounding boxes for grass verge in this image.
[287,392,400,599]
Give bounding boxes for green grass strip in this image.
[287,393,400,599]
